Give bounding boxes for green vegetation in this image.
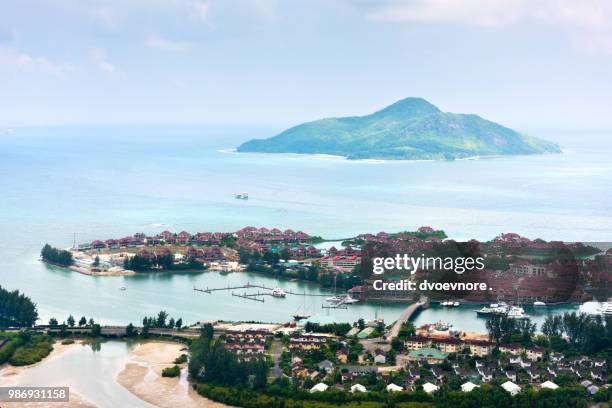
[141,310,183,330]
[61,339,75,345]
[161,364,181,377]
[189,324,268,389]
[0,285,39,327]
[238,97,560,160]
[0,331,53,366]
[174,353,188,364]
[41,244,74,266]
[123,253,204,272]
[540,312,611,356]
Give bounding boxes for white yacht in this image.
[507,306,528,319]
[343,294,359,304]
[325,295,344,302]
[271,287,286,298]
[234,192,249,200]
[533,301,546,307]
[600,302,612,316]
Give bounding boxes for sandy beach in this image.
[0,340,96,408]
[117,341,227,408]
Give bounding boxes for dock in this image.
[194,283,331,297]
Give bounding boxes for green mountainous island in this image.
[237,97,561,160]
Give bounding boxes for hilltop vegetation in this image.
[238,98,560,160]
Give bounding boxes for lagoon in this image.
[0,126,609,329]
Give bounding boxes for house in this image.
[386,383,403,392]
[525,347,545,361]
[350,384,367,393]
[374,353,386,365]
[590,368,604,381]
[580,380,593,388]
[526,368,540,381]
[310,383,328,393]
[346,366,377,377]
[540,381,559,390]
[501,381,521,396]
[318,360,334,374]
[461,382,480,392]
[499,344,524,356]
[431,366,445,381]
[465,339,493,357]
[434,337,462,353]
[422,382,439,394]
[404,336,431,351]
[504,370,517,382]
[587,385,600,395]
[550,352,564,363]
[408,348,448,364]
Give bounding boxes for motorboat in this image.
[453,302,460,307]
[476,302,508,316]
[271,287,286,298]
[234,192,249,200]
[600,302,612,316]
[343,295,360,304]
[533,301,546,307]
[507,306,528,319]
[325,295,344,302]
[119,286,126,291]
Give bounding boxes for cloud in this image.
[188,0,210,22]
[88,48,116,73]
[145,35,195,51]
[0,45,73,75]
[366,0,612,53]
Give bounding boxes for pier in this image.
[194,283,331,297]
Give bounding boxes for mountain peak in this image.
[372,97,441,118]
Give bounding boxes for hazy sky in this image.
[2,0,612,129]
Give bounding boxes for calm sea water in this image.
[0,125,610,330]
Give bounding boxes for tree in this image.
[48,317,58,326]
[88,318,95,326]
[0,285,39,327]
[175,318,183,329]
[168,317,175,329]
[91,324,101,337]
[67,315,75,327]
[126,323,136,337]
[92,256,100,267]
[78,316,87,327]
[156,310,168,328]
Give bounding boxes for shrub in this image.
[162,365,181,377]
[174,354,188,364]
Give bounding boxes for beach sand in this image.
[117,341,227,408]
[0,340,96,408]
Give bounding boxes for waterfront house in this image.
[434,337,462,354]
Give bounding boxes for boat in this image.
[476,302,508,316]
[599,302,612,316]
[453,302,460,307]
[119,286,126,291]
[234,192,249,200]
[271,287,286,298]
[507,306,528,319]
[325,295,344,302]
[292,314,311,321]
[533,301,546,307]
[343,294,359,304]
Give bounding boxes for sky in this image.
[1,0,612,130]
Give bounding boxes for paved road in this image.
[271,340,283,378]
[387,298,426,339]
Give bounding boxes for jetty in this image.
[194,283,330,297]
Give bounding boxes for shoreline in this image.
[116,340,228,408]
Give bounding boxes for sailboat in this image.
[292,289,311,321]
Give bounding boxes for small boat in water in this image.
[292,314,310,321]
[325,295,344,302]
[533,301,546,307]
[507,306,528,319]
[234,192,249,200]
[343,295,359,304]
[119,286,126,291]
[271,287,286,298]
